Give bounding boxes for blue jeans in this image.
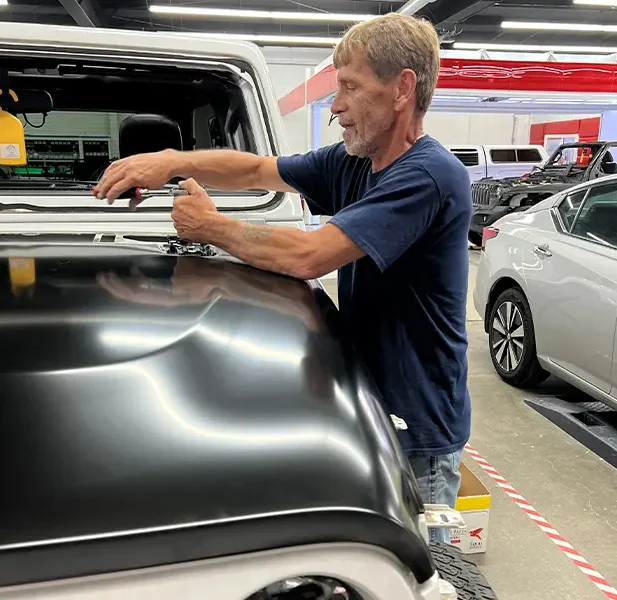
[407,449,463,544]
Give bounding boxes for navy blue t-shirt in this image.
[277,135,472,457]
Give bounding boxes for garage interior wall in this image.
[424,113,533,145]
[317,109,533,148]
[530,114,601,124]
[262,46,331,155]
[530,115,602,145]
[313,108,606,151]
[20,38,599,157]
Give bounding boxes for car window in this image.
[490,149,516,163]
[516,148,542,162]
[0,55,265,200]
[451,149,479,167]
[570,183,617,247]
[558,190,586,230]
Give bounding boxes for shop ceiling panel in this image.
[6,0,617,52]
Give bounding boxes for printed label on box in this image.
[0,144,21,160]
[450,509,490,554]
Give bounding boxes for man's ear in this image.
[395,69,417,111]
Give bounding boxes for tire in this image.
[430,542,498,600]
[487,287,549,387]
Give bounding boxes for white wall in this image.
[261,47,331,97]
[422,113,604,147]
[313,108,535,150]
[262,46,331,155]
[315,111,535,149]
[283,106,311,155]
[423,112,533,146]
[283,106,609,152]
[513,115,533,145]
[320,105,342,147]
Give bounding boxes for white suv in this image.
[447,144,547,183]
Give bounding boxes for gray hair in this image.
[333,13,441,113]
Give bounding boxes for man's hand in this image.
[171,178,218,243]
[94,150,177,205]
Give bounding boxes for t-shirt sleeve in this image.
[329,165,442,272]
[277,144,344,216]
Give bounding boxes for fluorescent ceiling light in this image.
[573,0,617,5]
[454,42,617,53]
[0,0,8,6]
[149,5,372,23]
[399,0,437,14]
[177,31,340,47]
[502,20,617,32]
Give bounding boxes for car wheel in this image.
[488,287,549,387]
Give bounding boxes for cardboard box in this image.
[450,462,491,554]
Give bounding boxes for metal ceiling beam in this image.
[432,0,490,25]
[398,0,439,15]
[57,0,105,27]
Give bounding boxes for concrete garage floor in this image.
[319,253,617,600]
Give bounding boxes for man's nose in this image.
[330,92,345,115]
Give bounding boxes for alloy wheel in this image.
[491,301,525,372]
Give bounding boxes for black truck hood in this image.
[0,246,433,587]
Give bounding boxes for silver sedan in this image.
[473,174,617,409]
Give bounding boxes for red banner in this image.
[279,58,617,116]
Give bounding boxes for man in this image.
[94,13,472,542]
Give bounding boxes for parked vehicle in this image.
[474,175,617,409]
[0,21,495,600]
[468,141,617,246]
[447,144,547,184]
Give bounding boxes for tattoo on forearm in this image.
[242,224,274,243]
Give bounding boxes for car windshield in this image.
[543,144,604,169]
[0,55,269,211]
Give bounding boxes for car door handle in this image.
[533,244,553,257]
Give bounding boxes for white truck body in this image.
[446,144,548,183]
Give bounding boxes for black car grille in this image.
[471,182,493,207]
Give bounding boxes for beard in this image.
[342,128,378,158]
[341,113,392,158]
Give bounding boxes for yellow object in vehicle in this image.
[0,89,27,167]
[9,258,36,297]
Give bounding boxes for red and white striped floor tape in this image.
[464,443,617,600]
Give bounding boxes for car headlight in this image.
[490,186,503,200]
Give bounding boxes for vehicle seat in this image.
[576,204,617,243]
[119,114,183,158]
[602,161,617,175]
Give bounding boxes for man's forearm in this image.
[202,213,320,280]
[166,149,288,192]
[165,149,258,190]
